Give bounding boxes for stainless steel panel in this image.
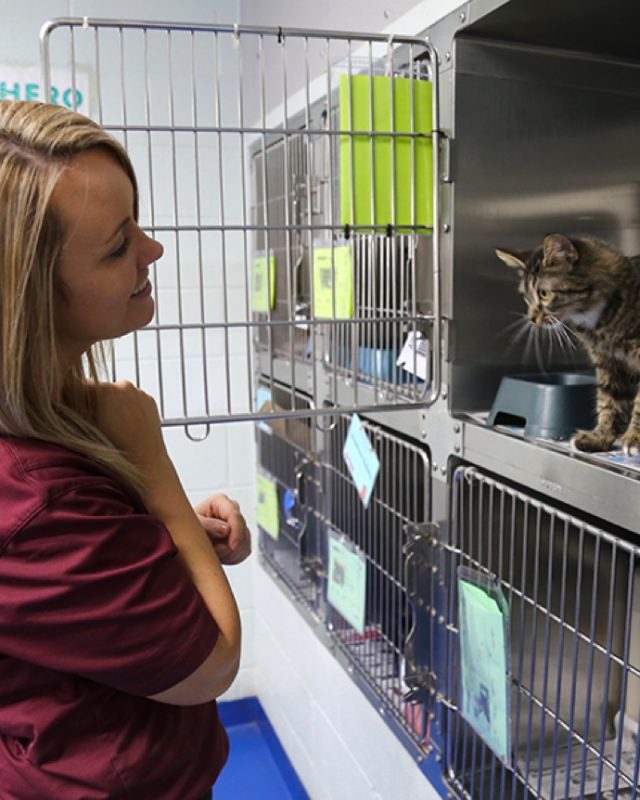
[449,38,640,412]
[462,419,640,534]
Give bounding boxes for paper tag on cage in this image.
[256,473,279,540]
[312,242,353,319]
[252,251,276,313]
[327,532,366,635]
[255,386,273,434]
[458,569,511,764]
[397,331,429,381]
[342,414,380,509]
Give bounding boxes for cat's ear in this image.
[543,234,579,266]
[495,248,529,271]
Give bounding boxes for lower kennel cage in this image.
[257,384,324,612]
[443,465,640,800]
[319,413,435,752]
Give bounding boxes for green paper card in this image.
[327,532,366,634]
[252,251,276,313]
[458,571,511,763]
[312,243,353,319]
[339,74,433,232]
[256,473,279,540]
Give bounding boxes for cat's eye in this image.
[538,288,552,302]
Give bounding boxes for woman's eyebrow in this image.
[102,218,130,247]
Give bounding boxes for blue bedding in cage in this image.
[341,345,425,385]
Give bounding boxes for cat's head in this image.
[496,233,608,330]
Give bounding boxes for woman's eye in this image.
[110,237,130,259]
[538,288,551,302]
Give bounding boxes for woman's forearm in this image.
[142,458,242,681]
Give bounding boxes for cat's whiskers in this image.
[548,315,581,361]
[533,325,546,371]
[522,323,537,365]
[499,312,530,338]
[547,319,570,355]
[501,309,579,368]
[499,313,532,356]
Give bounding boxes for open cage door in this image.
[40,18,442,429]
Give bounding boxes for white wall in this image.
[1,2,462,797]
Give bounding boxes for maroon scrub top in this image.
[0,435,228,799]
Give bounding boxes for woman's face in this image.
[52,147,164,362]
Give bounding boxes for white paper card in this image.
[396,332,429,381]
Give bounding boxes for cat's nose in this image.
[529,308,548,326]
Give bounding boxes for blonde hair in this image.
[0,100,142,489]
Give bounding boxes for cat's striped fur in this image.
[496,233,640,453]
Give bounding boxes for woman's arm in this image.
[91,381,241,705]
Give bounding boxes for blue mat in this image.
[216,698,308,800]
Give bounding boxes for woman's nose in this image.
[141,230,164,265]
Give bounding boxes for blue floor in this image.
[216,698,308,800]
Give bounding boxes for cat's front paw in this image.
[571,429,616,453]
[622,427,640,456]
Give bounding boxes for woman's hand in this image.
[87,380,178,508]
[195,494,252,566]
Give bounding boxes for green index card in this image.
[458,576,511,763]
[256,473,279,540]
[252,251,276,313]
[312,242,353,319]
[327,532,366,634]
[339,74,433,232]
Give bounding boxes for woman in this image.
[0,100,250,798]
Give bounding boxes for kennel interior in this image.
[444,0,640,415]
[249,36,440,413]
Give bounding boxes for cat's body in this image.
[496,234,640,453]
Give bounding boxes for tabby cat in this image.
[496,233,640,453]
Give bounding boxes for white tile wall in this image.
[2,1,461,796]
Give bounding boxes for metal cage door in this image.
[40,18,442,429]
[443,465,640,800]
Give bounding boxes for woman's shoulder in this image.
[0,434,141,517]
[1,434,114,478]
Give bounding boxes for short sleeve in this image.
[0,477,219,696]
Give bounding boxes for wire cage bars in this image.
[40,18,441,429]
[256,382,324,612]
[320,414,434,752]
[443,466,640,800]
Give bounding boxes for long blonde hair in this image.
[0,100,143,489]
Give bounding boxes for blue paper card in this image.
[327,532,367,634]
[458,570,511,763]
[255,386,272,434]
[342,414,380,509]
